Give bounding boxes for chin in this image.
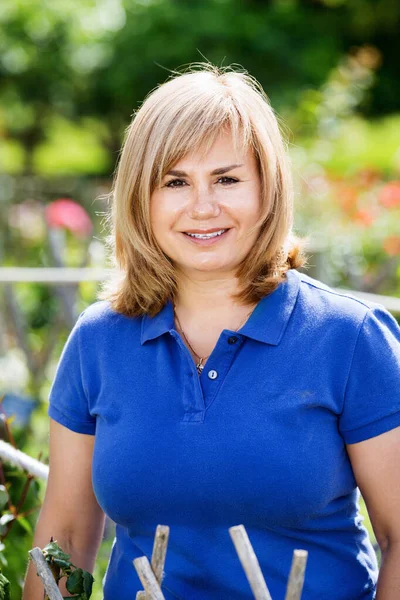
[182,262,236,274]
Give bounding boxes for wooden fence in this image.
[0,441,308,600]
[29,524,307,600]
[1,267,399,314]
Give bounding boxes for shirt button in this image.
[228,336,238,345]
[208,370,218,380]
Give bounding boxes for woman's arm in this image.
[22,419,106,599]
[347,426,400,599]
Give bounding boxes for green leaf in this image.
[0,487,8,511]
[43,541,71,568]
[16,516,32,535]
[0,570,10,600]
[0,514,14,535]
[66,568,84,594]
[82,570,94,598]
[0,515,14,527]
[65,568,93,599]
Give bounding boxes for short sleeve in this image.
[48,313,96,435]
[339,305,400,444]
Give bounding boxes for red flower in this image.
[383,236,400,257]
[338,185,359,216]
[45,198,92,237]
[379,182,400,209]
[353,209,375,227]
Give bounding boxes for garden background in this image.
[0,0,399,598]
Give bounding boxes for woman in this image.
[24,65,400,599]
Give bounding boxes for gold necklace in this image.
[173,305,256,375]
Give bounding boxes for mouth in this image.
[181,228,231,245]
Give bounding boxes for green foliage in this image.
[66,568,94,599]
[43,541,71,571]
[0,0,399,175]
[42,541,94,600]
[0,459,42,597]
[0,569,10,600]
[0,489,8,513]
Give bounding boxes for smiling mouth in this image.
[183,229,229,239]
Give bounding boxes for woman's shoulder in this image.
[295,269,385,319]
[74,299,139,333]
[291,269,399,343]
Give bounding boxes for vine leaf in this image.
[16,516,32,535]
[66,567,94,599]
[43,541,71,569]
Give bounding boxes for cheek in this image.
[230,188,261,222]
[151,193,185,225]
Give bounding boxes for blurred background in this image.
[0,0,399,597]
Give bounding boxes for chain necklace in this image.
[173,305,256,375]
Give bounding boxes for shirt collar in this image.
[141,268,300,346]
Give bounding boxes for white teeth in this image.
[185,229,227,239]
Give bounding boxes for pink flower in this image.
[353,208,375,227]
[45,198,92,237]
[379,182,400,209]
[383,236,400,257]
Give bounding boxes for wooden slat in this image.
[29,547,63,600]
[0,268,398,313]
[136,525,169,600]
[229,525,272,600]
[285,550,308,600]
[0,440,49,480]
[0,267,110,284]
[133,556,166,600]
[335,287,400,314]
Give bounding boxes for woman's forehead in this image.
[169,130,254,172]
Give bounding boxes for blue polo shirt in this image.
[48,268,400,600]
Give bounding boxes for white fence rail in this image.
[0,267,399,314]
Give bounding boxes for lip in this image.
[181,228,231,246]
[183,228,230,234]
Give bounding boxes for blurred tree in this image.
[0,0,399,175]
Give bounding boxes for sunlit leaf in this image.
[0,514,14,536]
[0,543,7,567]
[0,487,9,511]
[43,541,70,562]
[16,516,32,535]
[0,514,14,528]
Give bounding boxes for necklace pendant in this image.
[196,360,204,375]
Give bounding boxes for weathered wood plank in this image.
[229,525,272,600]
[136,525,169,600]
[285,549,308,600]
[133,556,166,600]
[29,547,63,600]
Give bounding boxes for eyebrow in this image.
[166,163,244,177]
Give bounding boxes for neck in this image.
[174,271,244,314]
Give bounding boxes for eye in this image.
[217,176,239,185]
[164,179,187,188]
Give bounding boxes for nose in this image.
[187,187,221,220]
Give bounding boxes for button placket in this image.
[200,332,244,411]
[169,330,206,418]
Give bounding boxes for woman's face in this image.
[150,129,263,279]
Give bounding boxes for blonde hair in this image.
[99,63,308,316]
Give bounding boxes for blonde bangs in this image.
[145,75,253,192]
[99,64,308,316]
